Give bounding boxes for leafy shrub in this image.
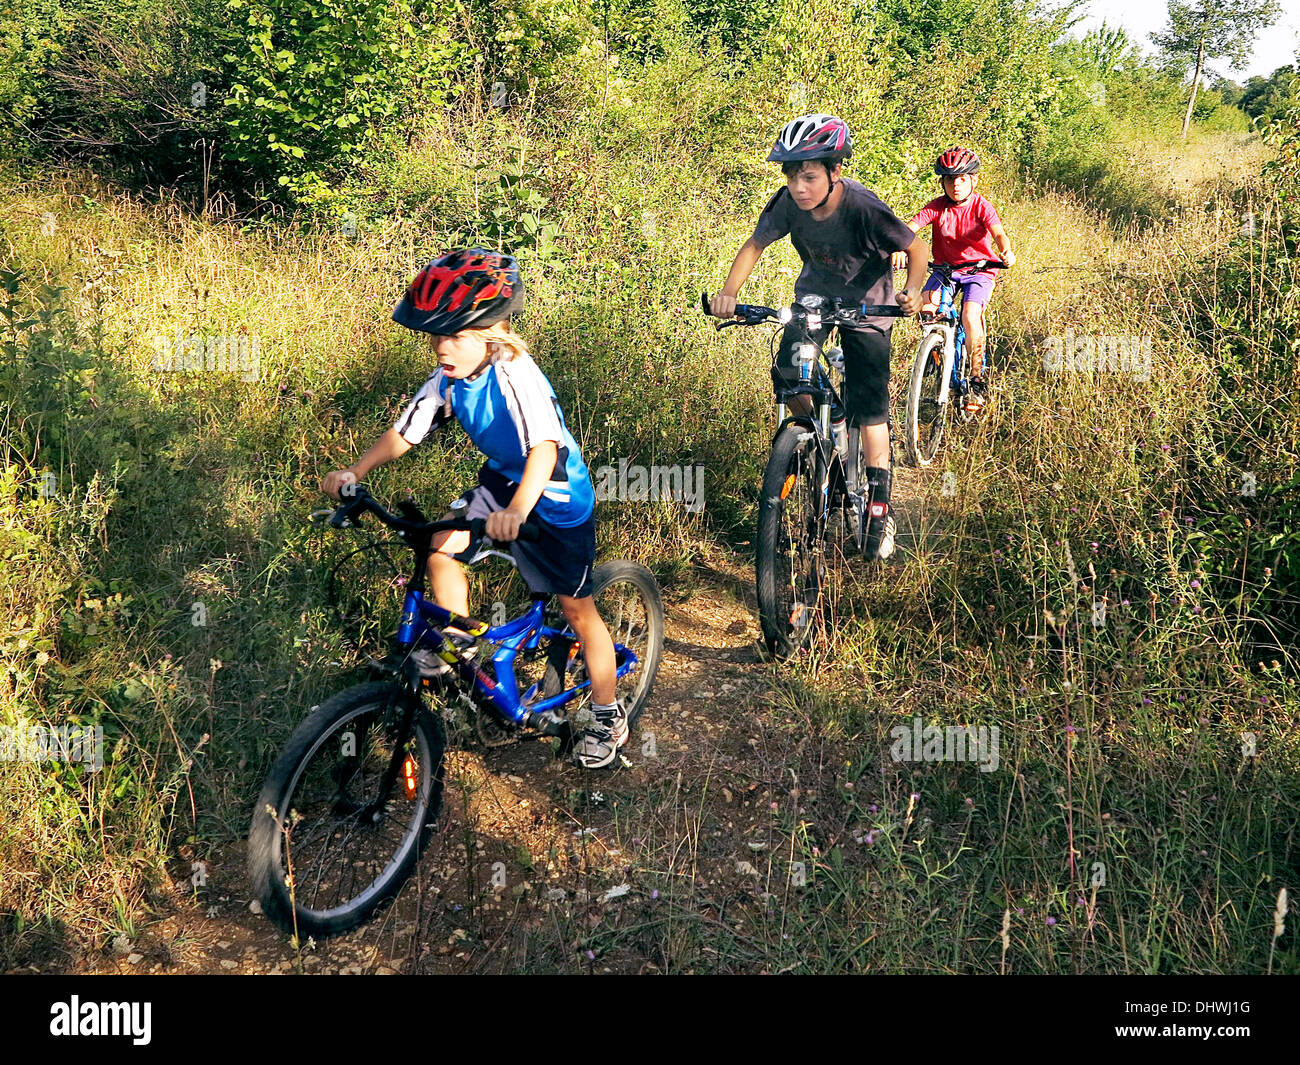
[222,0,468,204]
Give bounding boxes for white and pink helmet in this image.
[767,114,853,163]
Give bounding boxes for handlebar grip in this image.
[700,291,712,316]
[329,484,370,527]
[468,516,542,543]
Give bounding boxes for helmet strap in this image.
[813,177,838,211]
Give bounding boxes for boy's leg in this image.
[429,530,472,616]
[841,326,897,559]
[958,274,995,378]
[557,594,616,706]
[961,298,987,377]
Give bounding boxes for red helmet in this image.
[935,147,980,176]
[768,114,853,164]
[392,248,524,335]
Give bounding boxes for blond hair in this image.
[479,319,530,363]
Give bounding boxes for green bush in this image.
[222,0,468,204]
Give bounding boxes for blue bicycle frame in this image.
[932,280,978,391]
[395,590,639,725]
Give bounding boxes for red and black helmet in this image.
[392,248,524,335]
[768,114,853,164]
[935,147,980,176]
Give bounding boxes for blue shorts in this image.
[450,465,595,598]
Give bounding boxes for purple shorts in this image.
[923,269,996,307]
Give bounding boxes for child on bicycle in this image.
[890,147,1016,413]
[320,248,625,769]
[709,113,929,559]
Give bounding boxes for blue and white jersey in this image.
[394,353,594,528]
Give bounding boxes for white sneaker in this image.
[572,702,628,769]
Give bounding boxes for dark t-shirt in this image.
[751,177,916,329]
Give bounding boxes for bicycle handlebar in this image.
[700,291,906,331]
[929,259,1010,277]
[325,485,541,543]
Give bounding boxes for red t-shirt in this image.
[910,193,1002,267]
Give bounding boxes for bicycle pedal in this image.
[409,648,454,678]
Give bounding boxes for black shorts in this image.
[773,322,892,427]
[450,465,595,598]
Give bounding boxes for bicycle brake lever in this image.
[309,509,335,526]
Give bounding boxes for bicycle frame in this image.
[922,280,970,405]
[396,589,639,725]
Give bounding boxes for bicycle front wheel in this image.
[248,682,444,940]
[756,421,829,658]
[905,331,949,468]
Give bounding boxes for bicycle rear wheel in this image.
[905,331,949,468]
[756,421,829,658]
[543,561,664,728]
[248,681,444,939]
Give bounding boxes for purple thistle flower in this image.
[1046,916,1057,926]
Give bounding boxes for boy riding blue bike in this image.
[891,147,1016,413]
[320,248,625,769]
[709,114,930,559]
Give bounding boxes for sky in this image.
[1071,0,1300,81]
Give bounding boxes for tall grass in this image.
[0,70,1296,971]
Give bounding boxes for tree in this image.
[1151,0,1281,137]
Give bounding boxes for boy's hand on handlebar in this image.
[896,287,923,316]
[709,292,738,319]
[321,469,358,501]
[485,507,527,543]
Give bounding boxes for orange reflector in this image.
[789,603,805,626]
[780,474,797,499]
[403,757,417,799]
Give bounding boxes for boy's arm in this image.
[898,234,930,315]
[989,221,1016,267]
[321,427,413,499]
[485,441,559,542]
[891,220,922,272]
[710,238,765,318]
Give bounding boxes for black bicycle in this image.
[703,292,903,657]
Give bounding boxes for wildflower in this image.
[1190,579,1201,589]
[1046,916,1057,926]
